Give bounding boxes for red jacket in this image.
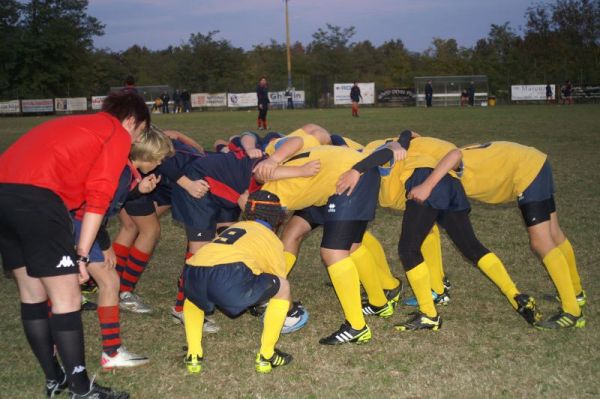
[0,112,131,214]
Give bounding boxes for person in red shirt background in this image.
[0,91,149,399]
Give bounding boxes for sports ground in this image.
[0,105,598,398]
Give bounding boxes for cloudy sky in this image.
[88,0,537,52]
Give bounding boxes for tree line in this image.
[1,0,598,105]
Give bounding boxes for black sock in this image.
[21,302,62,381]
[49,311,90,394]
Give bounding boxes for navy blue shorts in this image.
[149,178,173,207]
[406,168,470,212]
[72,219,104,263]
[517,161,555,205]
[182,262,280,317]
[293,205,325,229]
[172,188,241,242]
[325,167,380,222]
[123,194,155,216]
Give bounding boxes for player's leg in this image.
[280,209,321,275]
[550,211,585,303]
[112,208,138,277]
[361,230,401,292]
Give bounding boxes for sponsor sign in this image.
[91,96,107,110]
[191,93,227,108]
[334,83,375,105]
[21,99,54,113]
[511,85,555,101]
[227,92,258,108]
[55,97,88,112]
[268,90,306,106]
[0,100,20,114]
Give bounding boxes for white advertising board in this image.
[191,93,227,108]
[227,92,258,108]
[22,99,54,113]
[334,83,375,105]
[55,97,88,112]
[0,100,20,114]
[91,96,107,110]
[268,90,305,105]
[511,85,555,101]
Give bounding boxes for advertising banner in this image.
[91,96,107,110]
[227,92,258,108]
[191,93,227,108]
[334,83,375,105]
[22,99,54,113]
[268,90,306,106]
[511,85,555,101]
[0,100,20,114]
[55,97,88,112]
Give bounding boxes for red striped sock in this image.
[174,252,194,312]
[120,246,151,293]
[97,306,121,356]
[113,243,130,278]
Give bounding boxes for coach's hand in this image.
[139,174,161,194]
[102,247,117,269]
[336,169,361,196]
[77,260,90,284]
[407,183,432,204]
[185,179,210,199]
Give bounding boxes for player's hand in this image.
[102,247,116,269]
[77,259,90,284]
[186,179,210,199]
[258,104,263,110]
[300,160,321,177]
[253,158,278,182]
[407,183,432,204]
[387,142,407,161]
[336,169,361,196]
[139,174,161,194]
[238,190,249,209]
[246,148,263,159]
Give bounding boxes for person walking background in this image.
[350,82,362,117]
[256,77,270,129]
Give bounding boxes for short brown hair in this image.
[130,125,174,163]
[102,91,150,131]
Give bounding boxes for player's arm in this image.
[177,175,210,199]
[164,130,205,154]
[407,148,463,203]
[240,133,263,159]
[253,137,303,181]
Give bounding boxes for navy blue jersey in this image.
[183,152,261,207]
[156,139,204,184]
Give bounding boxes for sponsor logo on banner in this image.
[191,93,227,108]
[268,90,306,105]
[55,97,88,112]
[511,85,555,101]
[334,83,375,105]
[0,100,20,114]
[227,92,258,108]
[22,99,54,113]
[91,96,107,110]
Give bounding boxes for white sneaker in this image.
[119,291,152,314]
[101,346,149,369]
[170,306,220,334]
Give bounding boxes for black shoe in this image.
[46,369,67,398]
[70,380,129,399]
[535,310,585,330]
[443,277,452,291]
[394,312,442,332]
[249,301,268,317]
[319,321,371,345]
[384,281,403,305]
[514,294,542,325]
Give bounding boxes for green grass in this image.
[1,105,599,398]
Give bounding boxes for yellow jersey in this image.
[187,221,286,277]
[341,136,364,151]
[262,145,366,210]
[374,137,458,210]
[264,128,321,156]
[460,141,547,204]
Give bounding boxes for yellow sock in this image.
[477,253,519,309]
[543,247,580,316]
[362,230,400,290]
[351,245,387,307]
[327,257,365,330]
[284,251,297,276]
[183,299,204,358]
[260,298,290,359]
[422,225,445,295]
[558,239,583,294]
[406,262,437,317]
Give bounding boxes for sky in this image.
[87,0,538,52]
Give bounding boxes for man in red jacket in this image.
[0,91,149,399]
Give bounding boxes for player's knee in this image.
[120,218,138,234]
[139,223,161,243]
[398,243,423,271]
[275,277,290,300]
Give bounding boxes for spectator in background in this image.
[425,80,433,107]
[123,75,138,95]
[182,90,191,113]
[460,89,469,107]
[161,92,170,114]
[468,81,475,106]
[152,97,162,113]
[546,84,553,104]
[256,77,270,129]
[173,90,182,114]
[350,82,362,117]
[562,81,573,105]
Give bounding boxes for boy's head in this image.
[130,125,175,173]
[242,190,286,230]
[102,91,150,140]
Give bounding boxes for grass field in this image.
[0,105,599,398]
